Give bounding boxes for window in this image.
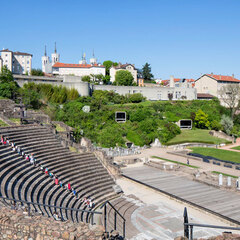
[27,61,29,64]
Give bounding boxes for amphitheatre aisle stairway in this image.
[0,124,119,223]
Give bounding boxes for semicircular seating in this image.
[0,124,119,223]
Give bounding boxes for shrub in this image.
[194,109,210,129]
[210,120,222,131]
[221,115,233,135]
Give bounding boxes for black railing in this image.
[0,195,102,225]
[100,201,126,239]
[183,207,240,240]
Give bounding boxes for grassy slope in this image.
[190,147,240,163]
[167,129,230,145]
[232,146,240,150]
[0,120,8,127]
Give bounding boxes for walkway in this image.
[122,165,240,225]
[117,177,236,240]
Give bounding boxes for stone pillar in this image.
[219,174,223,186]
[227,176,231,187]
[238,177,240,190]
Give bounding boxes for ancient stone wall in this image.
[0,206,103,240]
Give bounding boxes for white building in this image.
[0,49,32,74]
[42,47,105,77]
[110,63,138,83]
[52,62,105,77]
[195,73,240,98]
[42,43,60,74]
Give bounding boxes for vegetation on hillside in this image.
[1,67,240,148]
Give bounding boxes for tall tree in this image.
[142,63,154,81]
[219,84,240,119]
[103,60,118,75]
[114,70,134,86]
[0,66,19,99]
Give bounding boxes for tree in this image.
[194,109,210,129]
[220,115,233,135]
[103,60,118,75]
[82,75,91,82]
[0,66,19,99]
[114,70,134,86]
[219,84,240,119]
[31,69,44,76]
[142,63,154,81]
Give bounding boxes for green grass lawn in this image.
[167,129,230,145]
[152,156,199,169]
[9,118,21,125]
[55,124,66,132]
[231,146,240,151]
[190,147,240,163]
[0,120,8,127]
[211,171,237,179]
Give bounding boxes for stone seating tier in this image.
[0,125,119,223]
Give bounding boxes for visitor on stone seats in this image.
[45,168,49,175]
[17,146,21,154]
[25,154,29,161]
[12,146,16,152]
[55,177,59,185]
[72,188,76,196]
[39,165,44,172]
[59,181,63,188]
[53,211,61,221]
[6,138,10,146]
[0,135,3,144]
[67,182,71,191]
[3,137,7,145]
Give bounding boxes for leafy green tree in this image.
[31,69,44,76]
[194,109,210,129]
[0,66,19,99]
[142,63,154,81]
[103,60,118,75]
[102,75,110,84]
[221,115,233,135]
[19,88,41,109]
[114,70,134,86]
[82,75,91,82]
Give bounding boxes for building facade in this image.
[0,49,32,74]
[52,62,105,77]
[93,85,197,101]
[195,74,240,97]
[109,64,138,83]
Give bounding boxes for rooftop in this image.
[0,49,32,56]
[52,62,105,68]
[205,74,240,83]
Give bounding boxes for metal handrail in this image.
[183,207,240,240]
[0,195,102,224]
[100,200,126,239]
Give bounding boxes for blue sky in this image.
[1,0,240,79]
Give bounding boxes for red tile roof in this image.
[206,74,240,83]
[52,62,104,68]
[197,93,214,99]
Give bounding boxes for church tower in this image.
[41,45,50,73]
[90,49,97,65]
[51,42,60,66]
